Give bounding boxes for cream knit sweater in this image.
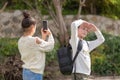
[18,34,54,74]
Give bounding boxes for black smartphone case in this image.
[43,20,48,31]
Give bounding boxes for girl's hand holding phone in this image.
[41,28,51,40]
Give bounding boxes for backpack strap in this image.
[72,40,83,80]
[86,41,89,47]
[72,40,83,64]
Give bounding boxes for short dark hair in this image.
[21,11,36,29]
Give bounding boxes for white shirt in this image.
[69,19,105,75]
[18,34,54,74]
[72,30,105,75]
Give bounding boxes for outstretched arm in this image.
[87,23,105,52]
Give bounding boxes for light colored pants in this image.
[72,73,89,80]
[23,68,43,80]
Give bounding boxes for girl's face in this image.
[78,24,89,39]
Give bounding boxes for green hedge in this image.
[1,0,120,19]
[0,38,19,57]
[86,32,120,76]
[0,32,120,76]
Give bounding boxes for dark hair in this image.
[21,11,36,28]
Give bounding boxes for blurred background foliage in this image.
[85,32,120,76]
[0,0,120,19]
[0,0,120,78]
[0,32,120,76]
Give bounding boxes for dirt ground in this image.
[89,76,120,80]
[48,76,120,80]
[1,55,120,80]
[44,61,120,80]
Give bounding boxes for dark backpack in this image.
[57,40,83,75]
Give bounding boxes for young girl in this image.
[18,12,54,80]
[70,19,105,80]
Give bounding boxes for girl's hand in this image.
[41,28,51,40]
[88,23,97,32]
[80,21,90,28]
[80,21,97,32]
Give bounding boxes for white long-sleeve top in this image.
[70,19,105,75]
[73,29,105,75]
[18,34,54,74]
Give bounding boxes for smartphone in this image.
[42,20,48,31]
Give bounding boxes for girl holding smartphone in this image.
[18,11,54,80]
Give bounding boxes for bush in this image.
[46,42,60,64]
[1,32,120,77]
[0,38,19,57]
[91,52,107,75]
[0,54,23,80]
[86,32,120,76]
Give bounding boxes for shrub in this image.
[86,32,120,76]
[0,38,19,57]
[1,31,120,76]
[46,42,60,64]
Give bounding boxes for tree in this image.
[42,0,69,46]
[52,0,68,45]
[20,0,69,45]
[22,0,43,22]
[76,0,86,19]
[0,2,8,13]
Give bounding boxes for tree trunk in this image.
[52,0,68,45]
[0,2,8,13]
[76,0,86,19]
